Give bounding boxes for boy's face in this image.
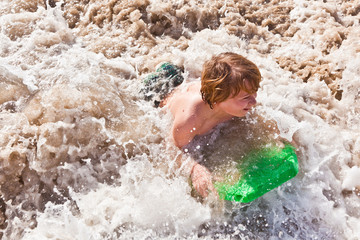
[217,81,257,118]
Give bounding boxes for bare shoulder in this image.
[165,83,206,148]
[166,82,202,116]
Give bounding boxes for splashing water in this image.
[0,0,359,239]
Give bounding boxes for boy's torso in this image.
[164,82,230,147]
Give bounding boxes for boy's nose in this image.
[250,96,257,105]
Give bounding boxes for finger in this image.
[200,181,215,198]
[193,181,206,197]
[207,180,217,193]
[200,183,209,197]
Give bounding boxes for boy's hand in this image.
[190,163,217,198]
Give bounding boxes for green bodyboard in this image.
[215,144,298,203]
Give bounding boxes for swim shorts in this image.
[141,62,184,107]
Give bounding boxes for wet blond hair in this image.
[200,52,261,109]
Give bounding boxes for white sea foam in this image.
[0,0,359,239]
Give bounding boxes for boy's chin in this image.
[233,112,247,118]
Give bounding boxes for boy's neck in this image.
[203,102,234,125]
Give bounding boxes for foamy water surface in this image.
[0,0,359,239]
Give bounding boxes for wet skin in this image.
[166,80,258,197]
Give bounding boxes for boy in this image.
[142,52,261,198]
[164,52,261,198]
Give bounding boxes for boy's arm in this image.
[171,113,198,148]
[171,114,217,198]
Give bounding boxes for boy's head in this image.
[200,52,261,109]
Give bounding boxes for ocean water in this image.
[0,0,359,239]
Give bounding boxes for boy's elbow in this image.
[171,120,197,149]
[173,135,189,149]
[172,129,192,149]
